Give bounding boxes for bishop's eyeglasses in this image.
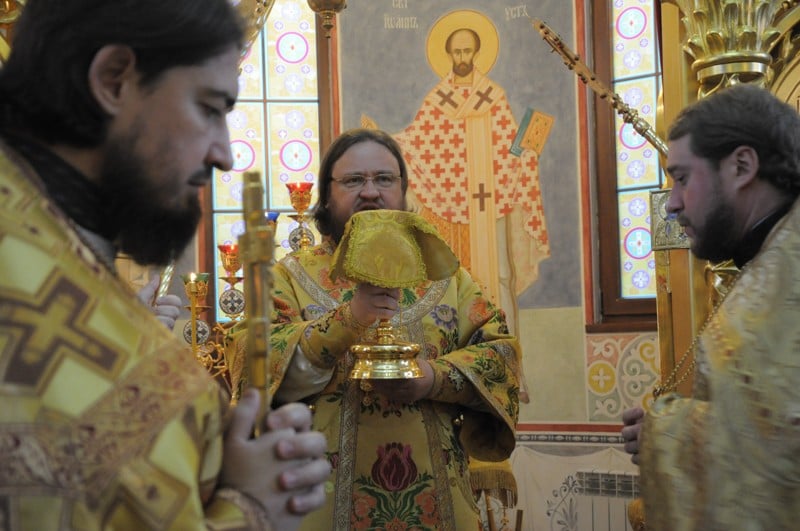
[331,172,402,190]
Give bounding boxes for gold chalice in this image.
[349,318,423,379]
[286,181,315,251]
[329,210,459,380]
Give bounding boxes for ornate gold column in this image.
[653,1,702,399]
[655,0,800,402]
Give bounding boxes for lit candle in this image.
[285,182,314,213]
[218,242,238,254]
[285,181,314,194]
[218,243,241,279]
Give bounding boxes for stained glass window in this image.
[211,0,322,322]
[611,0,663,299]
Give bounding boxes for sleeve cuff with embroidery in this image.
[427,358,482,408]
[297,302,370,369]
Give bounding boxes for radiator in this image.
[542,470,639,530]
[510,446,640,531]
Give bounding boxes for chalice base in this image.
[349,342,423,379]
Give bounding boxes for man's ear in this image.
[731,145,759,190]
[88,45,138,116]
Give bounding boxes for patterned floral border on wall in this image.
[586,332,658,421]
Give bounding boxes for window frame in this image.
[588,2,658,332]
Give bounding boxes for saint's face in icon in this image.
[446,29,480,78]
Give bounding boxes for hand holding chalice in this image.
[329,210,459,380]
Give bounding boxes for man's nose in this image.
[207,129,234,171]
[665,189,681,216]
[359,179,381,196]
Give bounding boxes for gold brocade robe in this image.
[265,241,520,531]
[640,199,800,530]
[0,142,267,529]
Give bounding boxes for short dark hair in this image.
[0,0,245,147]
[445,28,481,54]
[668,84,800,197]
[313,128,409,237]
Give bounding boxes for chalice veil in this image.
[329,210,459,379]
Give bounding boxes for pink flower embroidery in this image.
[371,442,418,492]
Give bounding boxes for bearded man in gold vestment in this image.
[242,128,520,531]
[622,85,800,530]
[0,1,331,529]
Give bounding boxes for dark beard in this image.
[100,133,204,266]
[330,217,346,245]
[453,61,473,77]
[689,197,738,263]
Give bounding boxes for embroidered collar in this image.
[3,133,115,240]
[731,201,794,268]
[2,133,119,271]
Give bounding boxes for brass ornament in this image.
[0,0,25,63]
[307,0,347,38]
[0,0,24,24]
[663,0,799,96]
[235,0,276,55]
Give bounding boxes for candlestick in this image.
[216,242,245,322]
[181,273,211,359]
[286,181,314,251]
[188,274,198,354]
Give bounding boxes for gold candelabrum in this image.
[178,208,277,407]
[181,273,217,366]
[180,172,276,412]
[180,268,246,403]
[286,181,315,252]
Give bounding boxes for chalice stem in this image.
[189,287,198,355]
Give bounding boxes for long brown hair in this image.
[312,128,409,237]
